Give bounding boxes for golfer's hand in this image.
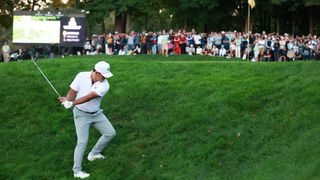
[59,97,68,103]
[62,101,73,109]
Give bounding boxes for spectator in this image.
[235,34,242,58]
[263,49,272,62]
[180,33,187,54]
[162,30,169,57]
[211,45,219,56]
[219,45,227,57]
[106,33,113,55]
[157,31,163,54]
[146,32,152,55]
[221,32,230,51]
[127,31,135,51]
[186,44,195,55]
[83,40,92,55]
[118,46,126,55]
[273,37,280,61]
[2,41,10,62]
[173,34,181,55]
[151,32,158,55]
[133,32,141,51]
[0,51,3,62]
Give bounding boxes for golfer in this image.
[59,61,116,179]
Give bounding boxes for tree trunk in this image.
[276,14,280,35]
[204,23,208,33]
[101,18,105,33]
[145,14,148,31]
[292,14,295,36]
[126,14,130,33]
[309,6,313,34]
[115,13,127,33]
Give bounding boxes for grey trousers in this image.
[72,108,116,173]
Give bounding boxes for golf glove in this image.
[62,101,73,109]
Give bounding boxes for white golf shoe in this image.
[87,152,105,161]
[74,171,90,179]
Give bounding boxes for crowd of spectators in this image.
[82,29,320,61]
[2,29,320,62]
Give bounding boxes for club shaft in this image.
[31,57,61,97]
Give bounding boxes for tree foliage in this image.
[0,0,319,38]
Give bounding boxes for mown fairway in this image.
[0,55,319,179]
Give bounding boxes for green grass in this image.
[0,55,319,179]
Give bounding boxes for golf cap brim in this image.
[101,71,113,78]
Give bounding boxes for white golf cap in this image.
[95,61,113,78]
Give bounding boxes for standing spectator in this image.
[221,32,230,51]
[241,34,249,59]
[106,33,113,55]
[99,34,106,54]
[127,31,135,51]
[151,32,158,55]
[193,33,201,49]
[146,32,152,55]
[302,42,311,60]
[207,32,214,51]
[265,37,272,51]
[187,33,194,47]
[140,33,147,54]
[2,41,10,62]
[214,32,222,49]
[173,34,181,55]
[258,36,266,61]
[157,31,163,54]
[180,33,187,54]
[162,30,169,57]
[229,37,236,57]
[253,40,260,62]
[0,51,3,62]
[235,35,242,58]
[133,32,141,51]
[273,37,280,61]
[119,34,127,52]
[279,37,287,60]
[91,35,98,52]
[113,33,120,55]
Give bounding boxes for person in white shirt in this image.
[186,44,195,55]
[59,61,115,179]
[219,45,227,57]
[161,30,169,57]
[157,31,163,54]
[2,41,10,62]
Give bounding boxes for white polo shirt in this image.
[70,71,109,112]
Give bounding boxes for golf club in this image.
[31,56,61,97]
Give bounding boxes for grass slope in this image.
[0,55,319,179]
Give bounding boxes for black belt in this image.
[76,107,98,114]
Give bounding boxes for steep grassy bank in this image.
[0,55,319,179]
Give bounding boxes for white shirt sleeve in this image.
[93,81,109,97]
[70,73,82,91]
